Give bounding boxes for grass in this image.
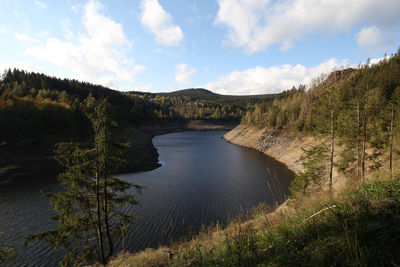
[107,173,400,267]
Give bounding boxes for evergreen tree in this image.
[0,234,16,266]
[0,143,15,266]
[27,99,142,266]
[389,86,400,177]
[290,143,329,196]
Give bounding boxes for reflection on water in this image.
[0,131,294,266]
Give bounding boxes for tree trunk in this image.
[103,121,114,261]
[95,146,105,264]
[361,94,368,181]
[390,103,394,178]
[329,108,335,191]
[357,99,361,179]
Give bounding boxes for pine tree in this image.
[0,142,15,266]
[290,143,329,196]
[0,233,16,266]
[309,87,338,191]
[27,99,142,266]
[389,86,400,178]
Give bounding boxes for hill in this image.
[157,88,275,101]
[157,88,218,99]
[127,88,274,121]
[0,69,158,146]
[0,69,276,181]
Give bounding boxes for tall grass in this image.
[107,175,400,267]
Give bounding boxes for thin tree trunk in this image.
[120,227,125,252]
[361,93,368,181]
[329,108,335,191]
[95,145,105,264]
[103,167,113,261]
[357,99,361,179]
[101,112,114,261]
[104,151,113,260]
[390,103,394,178]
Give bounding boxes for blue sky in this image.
[0,0,399,95]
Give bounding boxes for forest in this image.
[0,69,158,146]
[242,51,400,185]
[128,88,273,121]
[0,70,272,148]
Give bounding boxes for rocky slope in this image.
[224,124,345,190]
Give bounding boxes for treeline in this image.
[0,69,158,146]
[128,89,273,121]
[243,51,400,182]
[0,70,273,148]
[145,95,247,120]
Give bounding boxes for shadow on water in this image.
[0,131,294,266]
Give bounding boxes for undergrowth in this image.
[108,176,400,267]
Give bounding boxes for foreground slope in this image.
[107,174,400,266]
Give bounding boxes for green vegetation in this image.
[0,70,272,149]
[27,100,141,266]
[0,233,16,266]
[108,175,400,266]
[0,69,157,147]
[128,88,273,121]
[289,143,329,196]
[243,52,400,182]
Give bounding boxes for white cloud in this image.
[37,30,49,38]
[215,0,400,53]
[140,0,183,46]
[14,33,38,43]
[70,5,80,14]
[60,18,74,39]
[0,61,42,73]
[357,26,395,53]
[175,63,196,86]
[280,40,293,52]
[204,58,350,95]
[0,25,7,34]
[34,0,46,9]
[25,0,144,90]
[131,84,155,92]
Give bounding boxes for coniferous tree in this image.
[0,233,16,265]
[0,143,15,266]
[309,87,338,191]
[290,144,329,196]
[27,99,142,266]
[389,86,400,177]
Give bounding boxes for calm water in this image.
[0,131,294,266]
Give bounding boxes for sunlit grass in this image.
[107,171,400,266]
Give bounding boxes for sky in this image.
[0,0,399,95]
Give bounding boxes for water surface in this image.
[0,131,294,266]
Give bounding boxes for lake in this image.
[0,131,294,266]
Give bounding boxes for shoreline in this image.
[223,124,346,191]
[0,120,238,183]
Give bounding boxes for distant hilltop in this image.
[127,88,275,101]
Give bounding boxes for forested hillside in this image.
[0,69,158,146]
[128,88,274,121]
[0,69,275,152]
[242,52,400,179]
